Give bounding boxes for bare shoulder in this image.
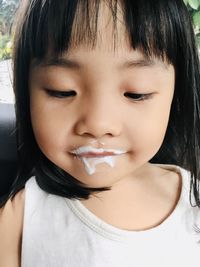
[0,189,25,267]
[0,189,25,222]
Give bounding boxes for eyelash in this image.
[124,92,153,101]
[45,89,76,98]
[45,89,153,101]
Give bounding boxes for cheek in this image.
[30,101,68,156]
[127,96,173,157]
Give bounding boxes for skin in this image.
[29,4,181,230]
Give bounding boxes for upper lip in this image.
[69,146,127,158]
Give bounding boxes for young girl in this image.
[1,0,200,266]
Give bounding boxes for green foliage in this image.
[0,33,12,60]
[0,0,18,60]
[184,0,200,9]
[184,0,200,47]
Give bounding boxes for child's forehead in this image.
[69,0,127,51]
[31,45,170,72]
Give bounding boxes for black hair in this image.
[1,0,200,207]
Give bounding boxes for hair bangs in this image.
[16,0,191,65]
[123,0,193,65]
[19,0,121,61]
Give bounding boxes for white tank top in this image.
[21,165,200,267]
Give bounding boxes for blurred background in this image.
[0,0,200,104]
[0,0,18,103]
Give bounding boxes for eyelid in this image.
[124,92,154,101]
[44,88,76,98]
[44,88,153,101]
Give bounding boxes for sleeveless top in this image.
[21,165,200,267]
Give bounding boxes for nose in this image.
[74,96,122,139]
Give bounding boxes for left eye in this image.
[124,92,153,101]
[45,89,77,98]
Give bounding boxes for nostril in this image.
[73,108,121,138]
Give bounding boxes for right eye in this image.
[124,92,153,101]
[45,89,77,98]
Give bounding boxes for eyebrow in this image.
[33,57,165,70]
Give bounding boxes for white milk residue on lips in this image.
[70,146,127,175]
[81,156,115,175]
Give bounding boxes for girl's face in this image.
[29,27,175,188]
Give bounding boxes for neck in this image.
[80,163,181,231]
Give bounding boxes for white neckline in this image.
[65,164,190,242]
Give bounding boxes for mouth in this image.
[69,146,126,158]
